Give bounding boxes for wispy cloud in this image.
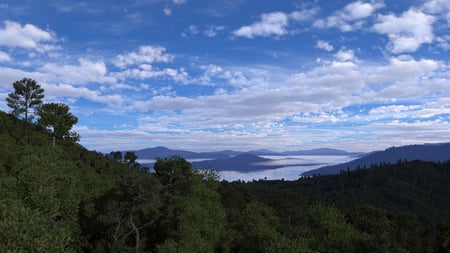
[316,40,334,51]
[0,51,11,62]
[40,58,115,85]
[173,0,186,5]
[204,25,225,37]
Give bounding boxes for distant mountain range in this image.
[302,142,450,176]
[134,146,364,159]
[134,143,450,176]
[133,146,363,173]
[191,153,281,172]
[134,146,230,160]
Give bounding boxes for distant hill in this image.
[192,153,280,172]
[302,142,450,176]
[134,146,230,159]
[134,146,364,160]
[280,148,365,156]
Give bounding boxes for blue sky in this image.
[1,0,450,152]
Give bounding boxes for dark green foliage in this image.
[303,203,362,253]
[154,155,192,184]
[6,78,44,122]
[0,199,72,252]
[86,172,162,252]
[155,157,228,253]
[2,107,450,252]
[220,160,450,252]
[37,102,79,142]
[109,150,123,161]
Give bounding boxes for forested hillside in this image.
[1,110,450,252]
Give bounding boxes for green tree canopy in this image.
[6,78,45,122]
[37,103,79,142]
[154,156,192,185]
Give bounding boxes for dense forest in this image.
[2,110,450,252]
[1,79,450,252]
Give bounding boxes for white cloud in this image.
[368,57,439,85]
[314,1,384,31]
[204,25,225,37]
[289,7,318,22]
[44,83,123,105]
[181,25,200,37]
[368,105,421,120]
[195,64,223,84]
[114,66,189,82]
[125,53,449,137]
[422,0,450,14]
[436,35,450,50]
[0,67,46,90]
[373,9,435,53]
[233,12,288,38]
[163,8,172,16]
[40,58,116,85]
[364,119,450,146]
[113,46,173,68]
[316,40,334,51]
[130,61,366,124]
[233,10,309,39]
[293,111,347,123]
[182,25,225,38]
[0,20,57,52]
[0,51,11,62]
[335,49,355,61]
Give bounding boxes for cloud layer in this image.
[1,1,450,153]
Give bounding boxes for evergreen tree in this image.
[6,78,44,122]
[37,103,79,143]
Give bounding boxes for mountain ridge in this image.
[302,142,450,176]
[191,153,281,172]
[133,146,364,159]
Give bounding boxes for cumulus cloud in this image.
[233,12,289,38]
[314,1,384,31]
[0,20,57,52]
[232,9,316,39]
[373,9,435,53]
[113,46,174,68]
[316,40,334,51]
